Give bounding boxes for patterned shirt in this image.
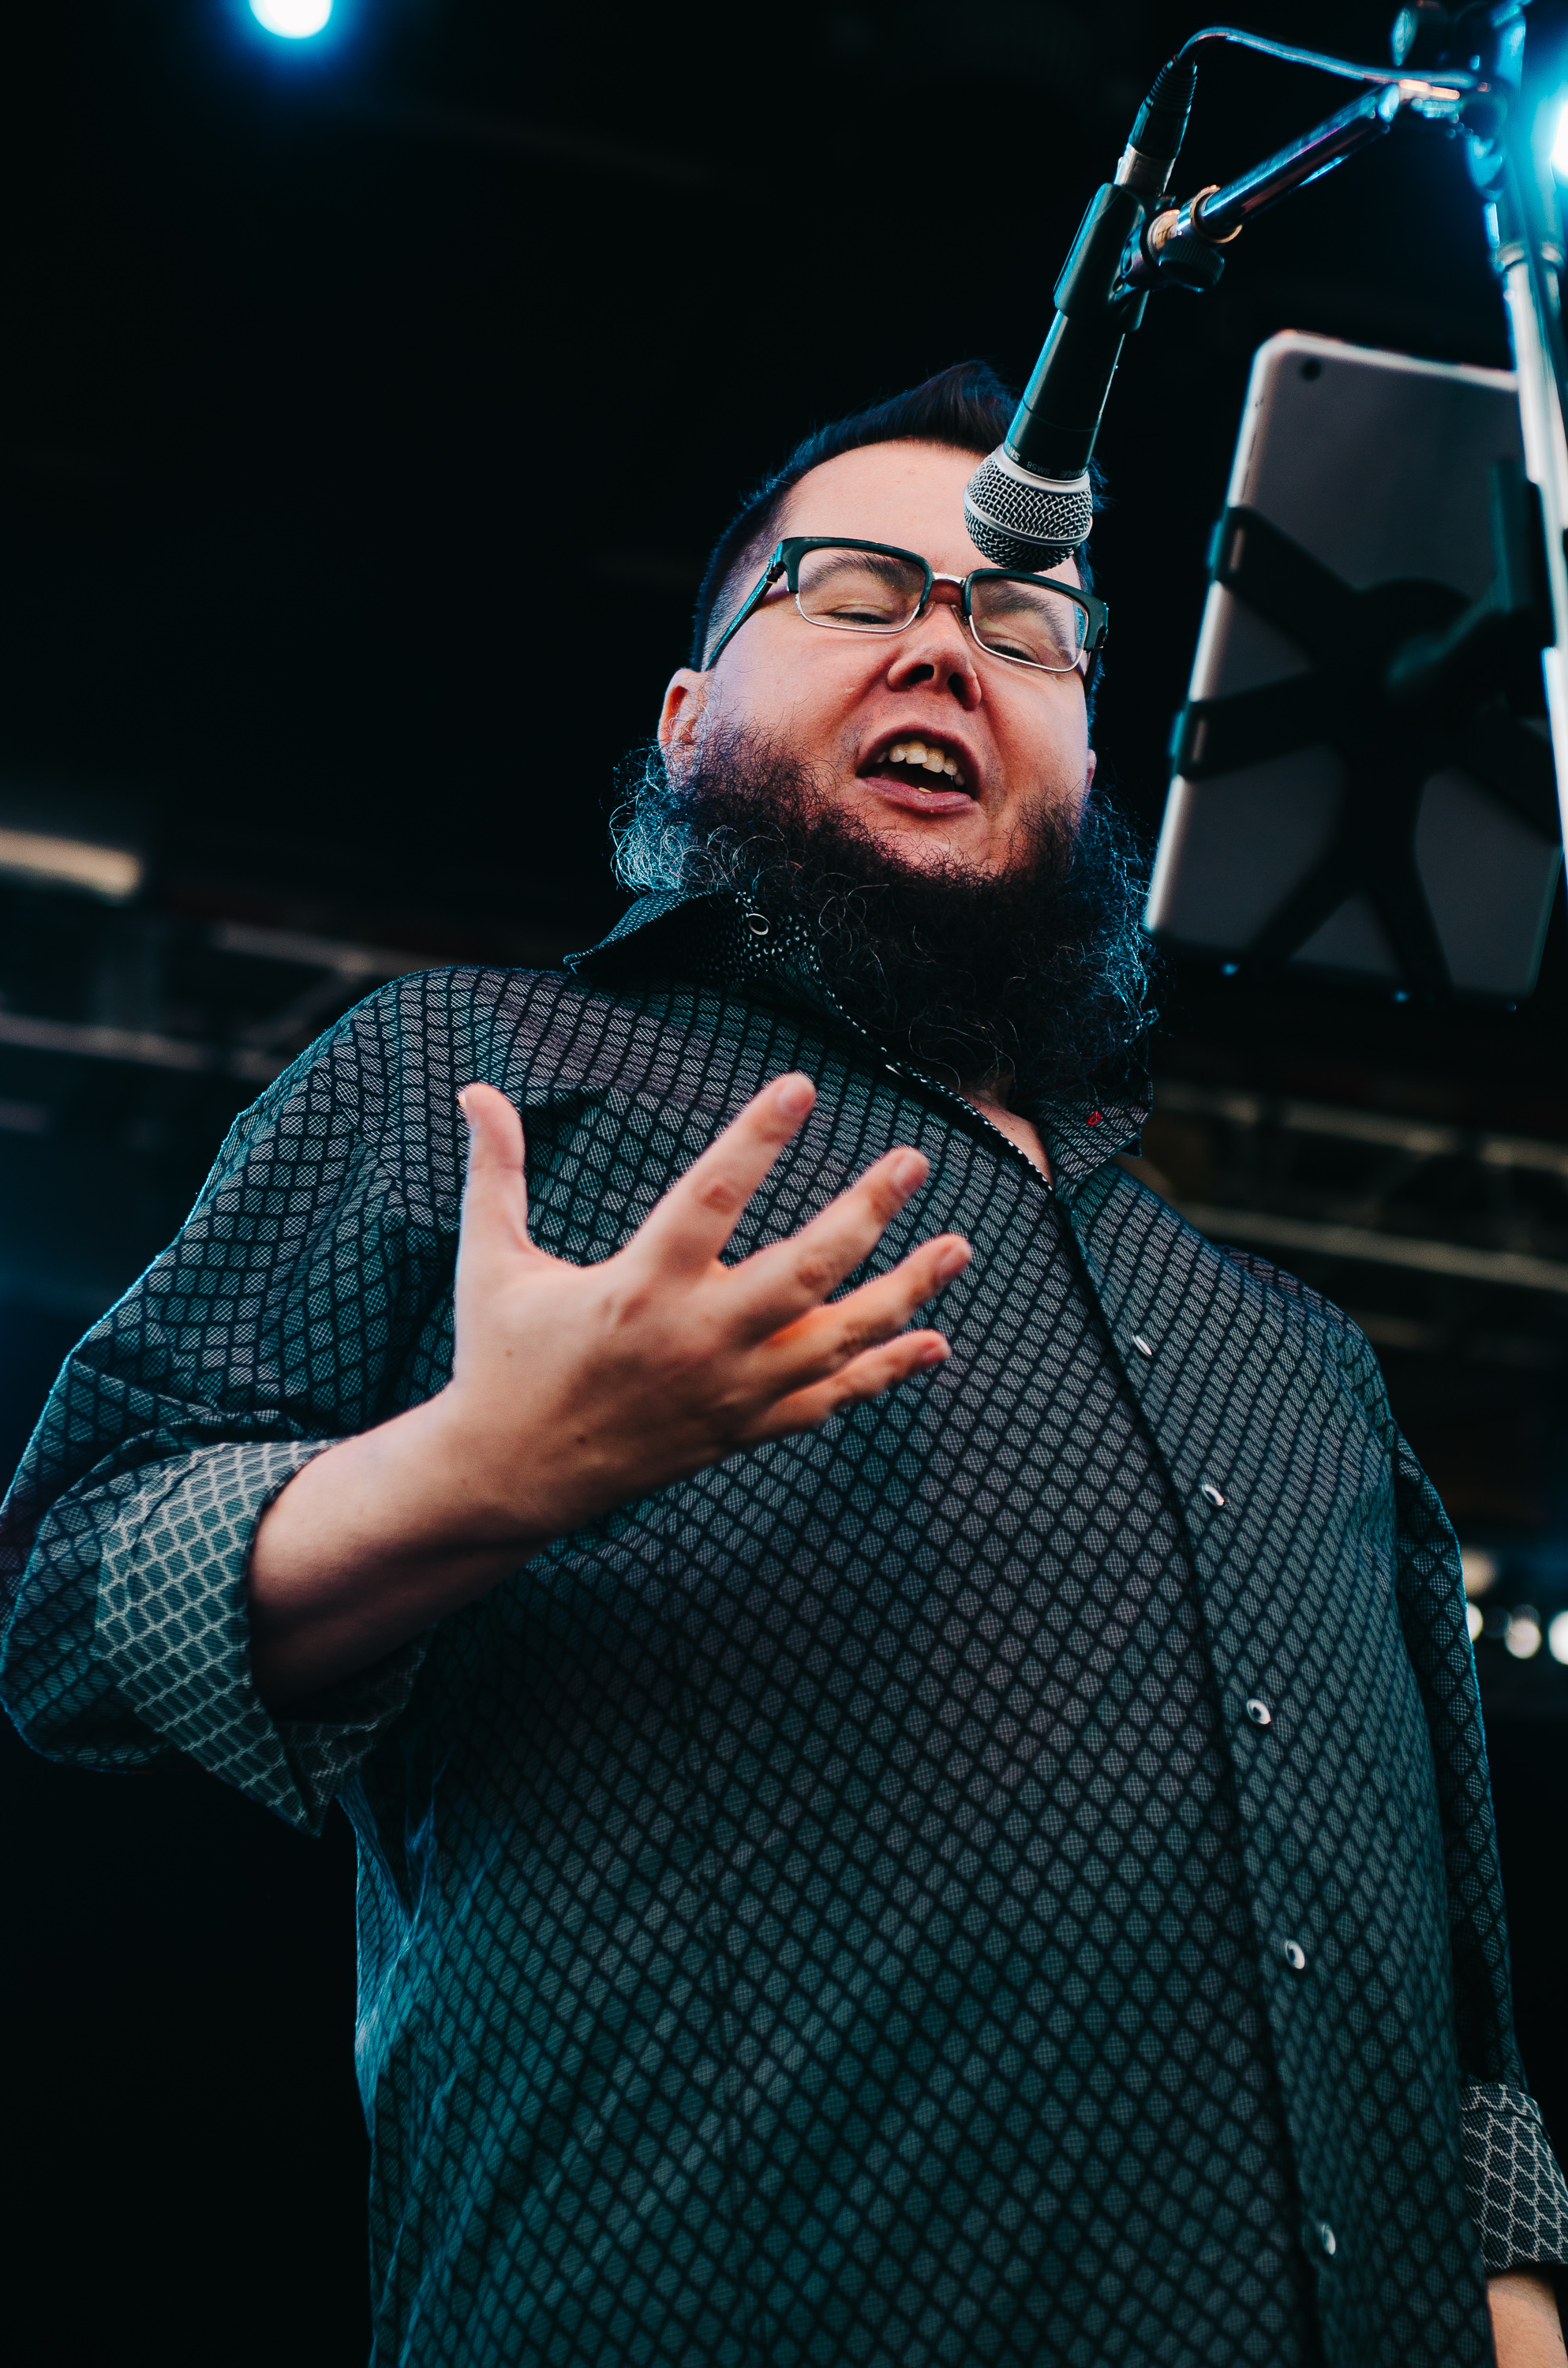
[2,889,1565,2368]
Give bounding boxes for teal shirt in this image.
[2,891,1564,2367]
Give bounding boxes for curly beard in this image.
[613,725,1158,1100]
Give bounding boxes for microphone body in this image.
[965,184,1146,569]
[965,57,1199,571]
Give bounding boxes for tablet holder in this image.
[1168,462,1559,987]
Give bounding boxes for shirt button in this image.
[1200,1481,1226,1508]
[1244,1697,1272,1727]
[1318,2221,1337,2259]
[1282,1939,1308,1972]
[1132,1334,1154,1358]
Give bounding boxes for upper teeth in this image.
[885,739,965,785]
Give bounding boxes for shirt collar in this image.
[567,888,1151,1190]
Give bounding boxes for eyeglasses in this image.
[705,536,1108,678]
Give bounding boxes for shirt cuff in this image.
[1462,2082,1568,2272]
[95,1440,426,1833]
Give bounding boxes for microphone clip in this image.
[1118,200,1229,296]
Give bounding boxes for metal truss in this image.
[1136,1078,1568,1370]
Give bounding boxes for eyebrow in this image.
[979,579,1077,615]
[805,550,918,586]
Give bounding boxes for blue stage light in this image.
[250,0,333,36]
[1553,96,1568,178]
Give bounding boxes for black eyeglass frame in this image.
[704,535,1110,681]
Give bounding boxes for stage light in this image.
[249,0,333,36]
[1549,1610,1568,1665]
[1466,1602,1484,1643]
[1461,1548,1499,1598]
[0,826,142,902]
[1553,98,1568,178]
[1505,1607,1542,1659]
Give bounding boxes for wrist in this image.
[403,1384,561,1557]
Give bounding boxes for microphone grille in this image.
[964,448,1093,571]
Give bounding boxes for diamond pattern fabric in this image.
[1,886,1564,2368]
[1462,2085,1568,2271]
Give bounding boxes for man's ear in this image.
[659,670,709,766]
[1084,746,1098,793]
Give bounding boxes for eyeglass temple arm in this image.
[702,545,788,669]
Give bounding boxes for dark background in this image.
[2,3,1567,2360]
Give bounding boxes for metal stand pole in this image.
[1491,129,1568,849]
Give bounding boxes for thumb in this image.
[455,1082,537,1272]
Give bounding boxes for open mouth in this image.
[857,735,975,805]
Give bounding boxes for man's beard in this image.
[614,726,1158,1100]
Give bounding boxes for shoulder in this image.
[342,962,622,1070]
[1072,1161,1387,1403]
[1218,1240,1387,1402]
[197,965,636,1197]
[257,961,644,1102]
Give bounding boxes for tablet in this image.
[1143,331,1562,1001]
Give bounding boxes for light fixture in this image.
[1466,1602,1484,1643]
[1553,97,1568,179]
[1460,1547,1499,1598]
[0,787,146,903]
[1548,1610,1568,1666]
[1505,1607,1542,1659]
[0,826,141,902]
[249,0,333,36]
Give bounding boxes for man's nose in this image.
[885,582,982,707]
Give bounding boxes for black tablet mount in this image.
[1097,6,1568,984]
[1169,464,1559,987]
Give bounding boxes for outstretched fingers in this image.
[746,1326,956,1442]
[753,1232,971,1398]
[631,1073,819,1276]
[727,1145,946,1340]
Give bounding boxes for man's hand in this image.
[249,1073,969,1700]
[1490,2272,1568,2366]
[444,1073,968,1538]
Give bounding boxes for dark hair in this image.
[689,360,1102,669]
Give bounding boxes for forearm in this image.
[1491,2272,1568,2366]
[247,1390,550,1703]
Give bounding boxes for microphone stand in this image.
[1117,8,1568,854]
[1486,99,1568,853]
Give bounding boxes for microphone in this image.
[964,55,1202,570]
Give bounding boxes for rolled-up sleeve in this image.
[90,1439,423,1830]
[0,991,455,1830]
[1461,2083,1568,2275]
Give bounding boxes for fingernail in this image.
[936,1241,971,1281]
[918,1340,949,1367]
[890,1150,927,1193]
[775,1074,815,1119]
[456,1088,474,1122]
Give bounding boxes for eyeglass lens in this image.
[793,545,1087,673]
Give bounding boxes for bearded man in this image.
[2,365,1566,2368]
